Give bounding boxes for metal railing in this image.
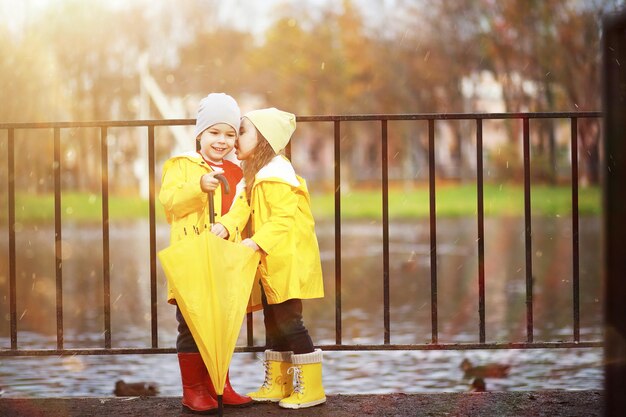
[0,112,603,356]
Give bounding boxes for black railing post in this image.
[381,120,390,344]
[522,118,534,343]
[603,10,626,417]
[53,127,64,350]
[428,119,438,344]
[101,127,112,349]
[8,128,17,350]
[570,118,580,343]
[334,120,342,345]
[476,119,486,344]
[148,125,158,348]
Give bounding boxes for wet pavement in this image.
[0,390,603,417]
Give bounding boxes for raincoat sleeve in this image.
[159,158,206,224]
[219,188,251,241]
[251,182,298,255]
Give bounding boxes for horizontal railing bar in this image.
[0,341,603,356]
[298,112,603,122]
[314,342,604,350]
[0,119,195,129]
[0,112,602,129]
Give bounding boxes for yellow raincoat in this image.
[159,151,230,304]
[219,155,324,310]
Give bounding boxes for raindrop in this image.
[321,62,325,70]
[113,294,123,305]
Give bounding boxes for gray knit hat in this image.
[194,93,240,139]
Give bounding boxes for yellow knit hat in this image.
[244,107,296,153]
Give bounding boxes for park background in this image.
[0,0,622,398]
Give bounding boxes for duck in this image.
[114,380,159,397]
[460,358,511,379]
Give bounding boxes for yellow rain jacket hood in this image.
[159,151,230,303]
[219,155,324,309]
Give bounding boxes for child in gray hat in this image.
[159,93,252,413]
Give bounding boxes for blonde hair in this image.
[242,133,277,199]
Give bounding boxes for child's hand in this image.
[200,169,225,193]
[211,223,229,239]
[241,238,260,252]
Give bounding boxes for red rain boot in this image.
[207,370,254,407]
[178,353,218,415]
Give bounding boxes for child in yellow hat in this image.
[211,107,326,409]
[159,93,253,414]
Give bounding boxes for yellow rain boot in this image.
[278,349,326,409]
[246,350,293,402]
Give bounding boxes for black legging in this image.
[175,305,198,353]
[261,285,315,354]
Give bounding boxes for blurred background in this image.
[0,0,622,192]
[0,0,622,397]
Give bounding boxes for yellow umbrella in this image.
[158,229,260,416]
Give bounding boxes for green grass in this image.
[1,184,600,223]
[310,184,601,219]
[5,192,166,223]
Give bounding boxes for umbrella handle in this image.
[217,395,223,417]
[208,174,230,226]
[214,174,229,195]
